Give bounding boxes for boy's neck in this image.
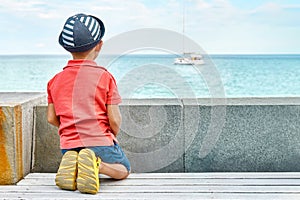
[72,54,95,60]
[71,48,99,60]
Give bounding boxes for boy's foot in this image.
[55,150,78,191]
[77,149,101,194]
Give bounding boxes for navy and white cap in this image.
[59,13,105,52]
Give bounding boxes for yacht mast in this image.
[182,0,185,54]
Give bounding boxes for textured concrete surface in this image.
[31,106,61,173]
[0,92,46,106]
[32,97,300,173]
[119,99,184,172]
[0,106,15,184]
[33,99,185,173]
[185,104,300,172]
[0,93,46,184]
[2,93,300,177]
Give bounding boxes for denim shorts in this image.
[61,142,131,172]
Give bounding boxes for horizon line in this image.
[1,53,300,56]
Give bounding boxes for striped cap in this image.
[59,13,105,52]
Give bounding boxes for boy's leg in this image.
[55,150,78,191]
[77,149,100,195]
[99,162,129,180]
[89,143,131,180]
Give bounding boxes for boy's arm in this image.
[47,103,60,127]
[107,104,122,136]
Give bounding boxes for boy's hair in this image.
[71,48,93,58]
[59,13,105,53]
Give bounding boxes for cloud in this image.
[177,0,300,53]
[35,43,45,48]
[1,0,49,15]
[283,4,300,9]
[249,2,300,15]
[185,0,300,29]
[194,0,211,9]
[245,2,300,27]
[0,0,299,54]
[248,2,282,14]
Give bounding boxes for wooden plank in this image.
[1,185,300,194]
[2,173,300,200]
[25,172,300,179]
[1,192,300,200]
[17,177,300,186]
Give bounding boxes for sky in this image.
[0,0,299,55]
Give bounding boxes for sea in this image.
[0,54,299,98]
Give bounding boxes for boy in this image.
[47,13,130,195]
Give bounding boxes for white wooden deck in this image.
[1,173,300,199]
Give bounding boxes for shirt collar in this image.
[63,59,99,69]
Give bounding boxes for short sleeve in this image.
[47,80,53,104]
[106,74,122,105]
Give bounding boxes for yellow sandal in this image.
[77,149,101,194]
[55,150,78,191]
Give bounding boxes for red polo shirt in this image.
[47,59,121,149]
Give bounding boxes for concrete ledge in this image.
[1,92,300,184]
[0,93,46,184]
[32,106,60,173]
[33,97,300,173]
[183,97,300,105]
[184,101,300,172]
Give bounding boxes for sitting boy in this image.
[47,13,130,195]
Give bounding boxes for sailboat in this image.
[174,2,204,65]
[174,53,204,65]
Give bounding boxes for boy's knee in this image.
[116,171,130,180]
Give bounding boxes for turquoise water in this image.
[0,54,299,98]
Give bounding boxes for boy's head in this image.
[59,13,105,53]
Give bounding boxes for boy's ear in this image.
[96,40,103,51]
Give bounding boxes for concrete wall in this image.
[0,93,46,184]
[1,92,299,183]
[32,97,300,173]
